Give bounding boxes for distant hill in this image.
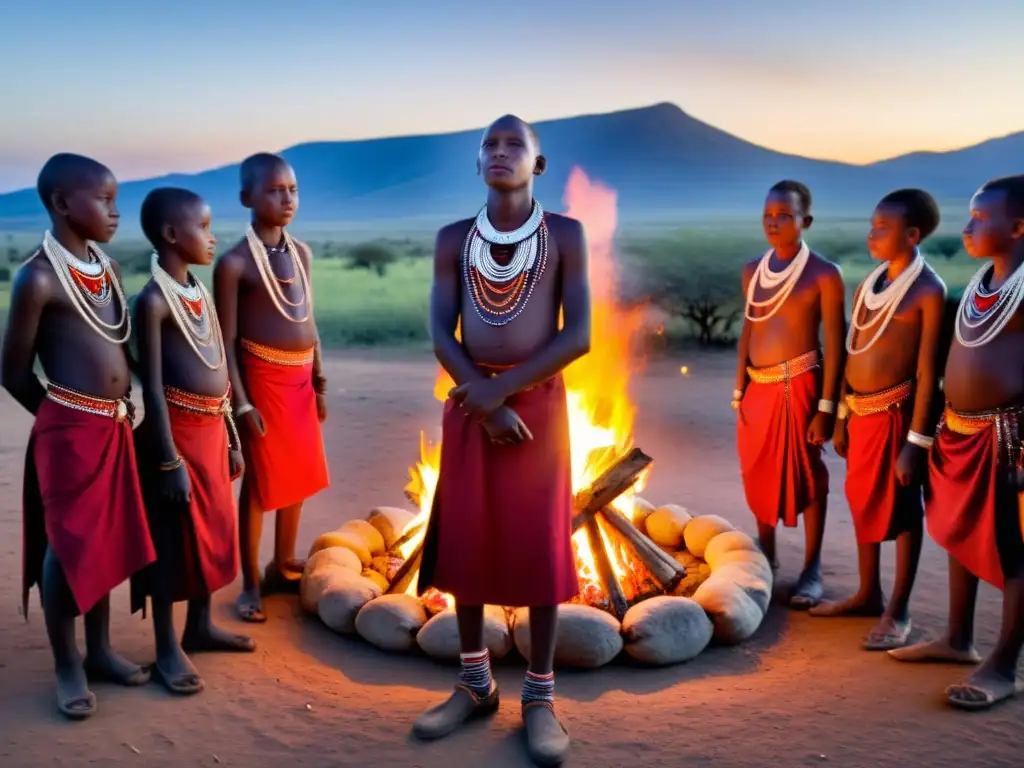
[0,102,1021,232]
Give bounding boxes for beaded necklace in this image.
[245,226,311,323]
[150,254,225,370]
[462,201,548,327]
[955,259,1024,348]
[39,230,130,343]
[846,250,925,355]
[744,241,811,322]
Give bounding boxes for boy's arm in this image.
[819,263,847,407]
[428,223,489,387]
[213,252,253,414]
[909,282,948,438]
[0,261,50,415]
[296,241,327,394]
[733,262,755,400]
[134,290,181,466]
[486,217,591,397]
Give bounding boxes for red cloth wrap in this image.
[737,365,829,528]
[845,393,919,544]
[22,399,156,616]
[131,404,239,612]
[925,417,1015,589]
[417,374,579,607]
[240,346,329,511]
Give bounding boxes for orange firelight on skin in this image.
[402,167,651,606]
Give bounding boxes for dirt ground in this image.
[0,350,1018,767]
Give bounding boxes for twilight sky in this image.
[1,0,1021,192]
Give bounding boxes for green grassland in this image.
[0,215,979,348]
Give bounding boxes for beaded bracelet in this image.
[818,399,835,414]
[836,402,850,420]
[159,455,184,471]
[907,431,934,450]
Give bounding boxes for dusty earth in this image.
[0,350,1019,767]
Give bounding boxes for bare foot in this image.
[153,643,204,696]
[809,593,885,618]
[888,637,981,665]
[789,569,823,609]
[83,647,150,686]
[946,661,1021,710]
[862,615,913,651]
[235,587,266,623]
[55,661,96,720]
[182,622,256,653]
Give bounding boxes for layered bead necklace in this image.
[40,230,130,343]
[955,258,1024,348]
[245,226,311,323]
[846,249,925,355]
[150,253,225,370]
[744,241,810,322]
[462,200,548,326]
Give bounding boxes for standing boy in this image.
[213,153,330,623]
[413,115,590,767]
[132,187,255,695]
[890,175,1024,711]
[811,189,946,652]
[735,181,846,608]
[1,154,156,719]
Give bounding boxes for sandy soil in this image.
[0,350,1018,768]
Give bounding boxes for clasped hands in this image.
[449,378,533,445]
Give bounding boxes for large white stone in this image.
[512,604,623,669]
[355,594,428,652]
[415,606,513,661]
[683,515,736,559]
[692,579,764,644]
[621,596,714,665]
[317,575,383,634]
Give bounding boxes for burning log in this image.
[386,542,423,596]
[583,516,629,620]
[571,447,653,532]
[390,521,427,552]
[598,505,685,592]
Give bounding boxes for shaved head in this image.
[37,153,113,212]
[483,114,540,151]
[240,152,291,193]
[140,187,205,247]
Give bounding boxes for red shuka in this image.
[845,387,919,544]
[926,413,1018,590]
[417,374,579,607]
[23,398,156,616]
[239,342,329,512]
[737,356,829,528]
[131,400,239,611]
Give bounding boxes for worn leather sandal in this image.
[522,700,570,766]
[412,682,499,741]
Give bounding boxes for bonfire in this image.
[300,169,774,669]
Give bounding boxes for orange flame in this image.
[402,167,649,606]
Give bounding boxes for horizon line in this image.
[1,99,1020,195]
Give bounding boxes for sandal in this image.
[522,700,570,766]
[152,663,204,696]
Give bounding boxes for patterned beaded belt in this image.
[943,404,1023,469]
[846,380,914,417]
[240,338,314,366]
[46,381,132,423]
[746,350,820,385]
[164,384,241,451]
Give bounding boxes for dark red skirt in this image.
[845,394,920,544]
[737,368,829,528]
[417,375,579,607]
[23,399,156,617]
[926,415,1021,589]
[131,404,239,612]
[240,344,329,512]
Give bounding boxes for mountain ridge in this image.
[0,102,1020,230]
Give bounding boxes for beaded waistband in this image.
[747,350,819,385]
[240,338,314,366]
[163,384,240,450]
[45,382,131,423]
[943,404,1023,469]
[846,381,914,417]
[164,385,231,416]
